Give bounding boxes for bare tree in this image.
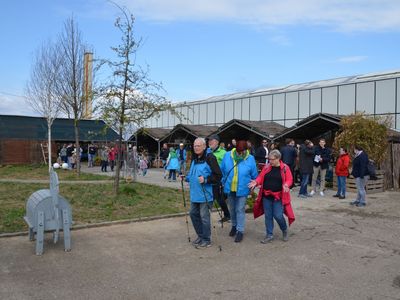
[26,40,62,171]
[96,5,180,195]
[57,17,88,175]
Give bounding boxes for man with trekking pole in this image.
[182,137,222,249]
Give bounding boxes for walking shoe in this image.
[333,194,340,197]
[282,230,288,242]
[234,231,243,243]
[320,191,325,197]
[350,200,360,205]
[298,194,308,199]
[229,226,237,237]
[306,193,313,197]
[260,236,274,244]
[339,195,346,199]
[356,203,366,207]
[191,237,202,246]
[195,240,211,249]
[218,216,231,223]
[310,190,315,196]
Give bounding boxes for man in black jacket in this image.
[310,138,332,197]
[298,140,314,197]
[350,145,369,207]
[255,139,269,164]
[281,138,298,188]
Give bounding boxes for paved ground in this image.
[1,178,400,299]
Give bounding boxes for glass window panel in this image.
[299,90,310,118]
[199,104,207,124]
[234,99,242,119]
[376,79,396,114]
[310,89,322,115]
[180,106,188,125]
[161,110,167,128]
[250,96,261,120]
[215,102,224,124]
[284,119,297,127]
[273,94,285,120]
[322,87,338,114]
[285,92,298,119]
[261,95,272,120]
[193,105,200,125]
[338,84,356,115]
[242,98,250,120]
[397,114,400,130]
[207,102,216,125]
[397,79,400,114]
[225,100,234,122]
[356,82,374,114]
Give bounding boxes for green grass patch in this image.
[0,181,188,234]
[0,164,112,181]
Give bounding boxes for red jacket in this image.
[253,161,295,225]
[335,153,350,177]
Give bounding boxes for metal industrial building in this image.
[144,70,400,131]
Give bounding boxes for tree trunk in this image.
[113,128,123,195]
[74,121,80,176]
[48,124,52,172]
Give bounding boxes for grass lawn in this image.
[0,182,187,234]
[0,164,112,181]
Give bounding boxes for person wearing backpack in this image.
[334,147,350,199]
[350,145,369,207]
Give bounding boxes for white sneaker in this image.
[310,190,315,196]
[320,191,325,196]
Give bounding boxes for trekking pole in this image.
[200,181,222,252]
[180,176,191,243]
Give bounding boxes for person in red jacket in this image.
[249,149,295,244]
[334,147,350,199]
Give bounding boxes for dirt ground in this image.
[1,187,400,300]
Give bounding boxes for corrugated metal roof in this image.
[179,69,400,105]
[0,115,119,141]
[216,119,286,139]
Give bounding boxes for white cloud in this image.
[0,93,39,117]
[115,0,400,32]
[336,55,368,63]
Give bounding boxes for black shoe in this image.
[356,202,366,207]
[234,231,243,243]
[333,194,340,198]
[219,216,230,223]
[195,240,211,249]
[229,226,237,237]
[261,236,274,244]
[350,200,360,205]
[282,230,288,242]
[339,195,346,199]
[191,237,202,246]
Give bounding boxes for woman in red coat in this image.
[249,149,295,244]
[334,147,350,199]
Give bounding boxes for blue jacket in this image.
[166,154,179,170]
[351,151,369,178]
[220,151,258,197]
[176,148,187,161]
[186,153,222,203]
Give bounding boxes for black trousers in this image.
[212,183,230,218]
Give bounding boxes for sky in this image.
[1,0,400,116]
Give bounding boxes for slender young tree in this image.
[96,5,179,195]
[57,17,88,175]
[26,41,63,171]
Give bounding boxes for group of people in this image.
[180,135,371,249]
[58,143,82,169]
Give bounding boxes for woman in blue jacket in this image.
[166,148,179,181]
[220,140,258,242]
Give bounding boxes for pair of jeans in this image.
[168,170,176,180]
[337,176,346,196]
[88,154,94,167]
[189,202,211,242]
[212,184,230,218]
[101,160,108,172]
[299,173,310,195]
[356,176,368,204]
[263,196,287,237]
[227,192,247,233]
[179,160,186,175]
[312,166,327,191]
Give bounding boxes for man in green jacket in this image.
[207,134,230,222]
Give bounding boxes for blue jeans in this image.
[88,154,94,167]
[337,176,346,196]
[356,176,368,204]
[168,170,176,180]
[227,192,247,233]
[299,173,310,195]
[190,202,211,242]
[263,196,287,237]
